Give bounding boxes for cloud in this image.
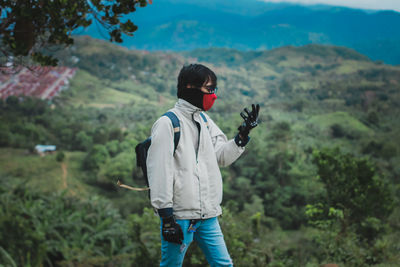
[261,0,400,12]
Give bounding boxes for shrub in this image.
[83,144,109,171]
[311,148,393,242]
[330,123,345,138]
[56,151,65,162]
[0,183,133,266]
[74,131,93,151]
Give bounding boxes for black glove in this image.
[236,104,260,146]
[161,215,184,244]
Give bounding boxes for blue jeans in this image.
[160,217,233,267]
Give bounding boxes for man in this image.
[147,64,260,266]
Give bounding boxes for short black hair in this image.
[177,64,217,98]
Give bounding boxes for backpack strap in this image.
[199,112,209,130]
[163,111,180,153]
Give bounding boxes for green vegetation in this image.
[1,37,399,266]
[306,148,394,266]
[310,111,373,139]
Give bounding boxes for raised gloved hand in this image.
[161,215,184,244]
[236,104,260,146]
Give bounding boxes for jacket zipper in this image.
[193,114,201,163]
[193,114,202,218]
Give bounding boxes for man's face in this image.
[200,81,213,94]
[187,81,217,94]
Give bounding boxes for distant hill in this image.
[4,36,400,190]
[76,0,400,65]
[56,36,400,120]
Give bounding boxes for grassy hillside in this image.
[0,148,90,197]
[62,70,168,108]
[1,37,400,266]
[6,35,399,217]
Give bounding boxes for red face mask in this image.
[202,93,217,111]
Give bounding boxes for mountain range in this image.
[77,0,400,65]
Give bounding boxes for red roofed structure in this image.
[0,67,77,100]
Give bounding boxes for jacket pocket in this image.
[173,169,201,211]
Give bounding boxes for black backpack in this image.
[135,111,180,189]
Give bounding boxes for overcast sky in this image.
[261,0,400,12]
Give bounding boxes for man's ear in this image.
[186,84,194,88]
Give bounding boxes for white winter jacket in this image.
[147,99,245,220]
